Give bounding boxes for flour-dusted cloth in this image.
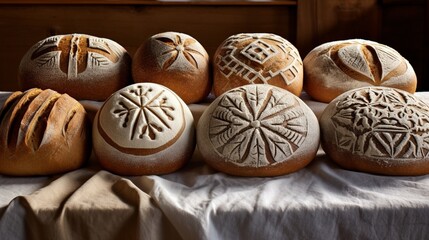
[1,92,429,239]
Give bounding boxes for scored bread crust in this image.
[197,84,319,177]
[18,33,132,101]
[0,88,90,176]
[320,86,429,176]
[132,31,211,104]
[92,83,196,175]
[303,39,417,103]
[213,33,303,97]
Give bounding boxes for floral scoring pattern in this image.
[155,34,205,70]
[331,88,429,159]
[209,85,308,167]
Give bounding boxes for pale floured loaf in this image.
[19,33,131,101]
[92,83,195,175]
[0,88,90,176]
[197,84,319,177]
[304,39,417,103]
[132,32,210,104]
[320,86,429,176]
[213,33,303,97]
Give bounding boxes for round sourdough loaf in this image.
[303,39,417,103]
[132,32,210,104]
[197,84,319,177]
[320,86,429,176]
[92,83,195,175]
[19,33,131,101]
[0,88,90,176]
[213,33,303,97]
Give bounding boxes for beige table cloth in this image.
[1,92,429,240]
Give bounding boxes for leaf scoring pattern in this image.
[209,85,308,167]
[332,88,429,159]
[112,85,176,141]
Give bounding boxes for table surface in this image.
[1,91,429,240]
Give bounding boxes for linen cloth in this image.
[1,92,429,240]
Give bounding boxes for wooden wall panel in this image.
[0,4,297,91]
[298,0,380,56]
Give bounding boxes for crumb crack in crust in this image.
[30,34,121,79]
[0,88,89,176]
[329,42,406,84]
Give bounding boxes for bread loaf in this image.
[320,86,429,175]
[19,33,131,101]
[92,83,195,175]
[303,39,417,103]
[197,84,319,177]
[0,88,90,176]
[132,32,210,104]
[213,33,303,97]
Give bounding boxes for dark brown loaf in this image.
[320,86,429,176]
[132,32,211,104]
[19,33,131,101]
[303,39,417,103]
[0,88,90,176]
[197,84,319,177]
[92,83,195,175]
[213,33,303,97]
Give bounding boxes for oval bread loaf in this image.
[19,33,131,101]
[303,39,417,103]
[0,88,90,176]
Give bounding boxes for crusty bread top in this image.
[214,33,302,85]
[147,31,209,72]
[0,88,86,152]
[306,39,409,84]
[97,83,186,155]
[207,84,309,168]
[20,33,128,80]
[322,87,429,163]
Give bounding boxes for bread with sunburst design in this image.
[132,32,211,104]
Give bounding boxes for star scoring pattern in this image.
[209,85,308,167]
[155,34,205,70]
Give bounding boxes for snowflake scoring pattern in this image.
[155,33,205,70]
[99,84,186,151]
[209,85,308,167]
[331,88,429,159]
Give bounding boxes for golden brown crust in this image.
[0,88,91,176]
[320,87,429,176]
[197,84,319,177]
[303,39,417,103]
[132,32,211,104]
[19,33,132,101]
[213,33,303,98]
